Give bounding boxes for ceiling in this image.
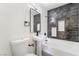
[39,3,68,10]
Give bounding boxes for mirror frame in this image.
[30,8,41,33]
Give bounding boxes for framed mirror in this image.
[30,8,41,33]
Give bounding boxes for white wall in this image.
[0,3,31,55]
[0,3,47,56]
[40,5,47,36]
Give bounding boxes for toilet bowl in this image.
[10,38,37,56]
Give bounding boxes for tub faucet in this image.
[45,39,48,44]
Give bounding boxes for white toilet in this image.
[10,38,37,56]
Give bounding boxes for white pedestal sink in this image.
[33,35,46,56]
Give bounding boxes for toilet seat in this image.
[25,53,37,56]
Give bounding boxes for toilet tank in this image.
[10,38,35,56]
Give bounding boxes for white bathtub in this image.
[42,38,79,56]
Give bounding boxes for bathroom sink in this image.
[32,35,46,56]
[33,35,46,42]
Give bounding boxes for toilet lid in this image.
[25,53,37,56]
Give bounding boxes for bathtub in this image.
[42,38,79,56]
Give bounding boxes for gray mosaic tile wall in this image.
[48,3,79,42]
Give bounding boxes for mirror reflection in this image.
[30,8,41,33]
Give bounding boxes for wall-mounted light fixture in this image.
[24,21,30,26]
